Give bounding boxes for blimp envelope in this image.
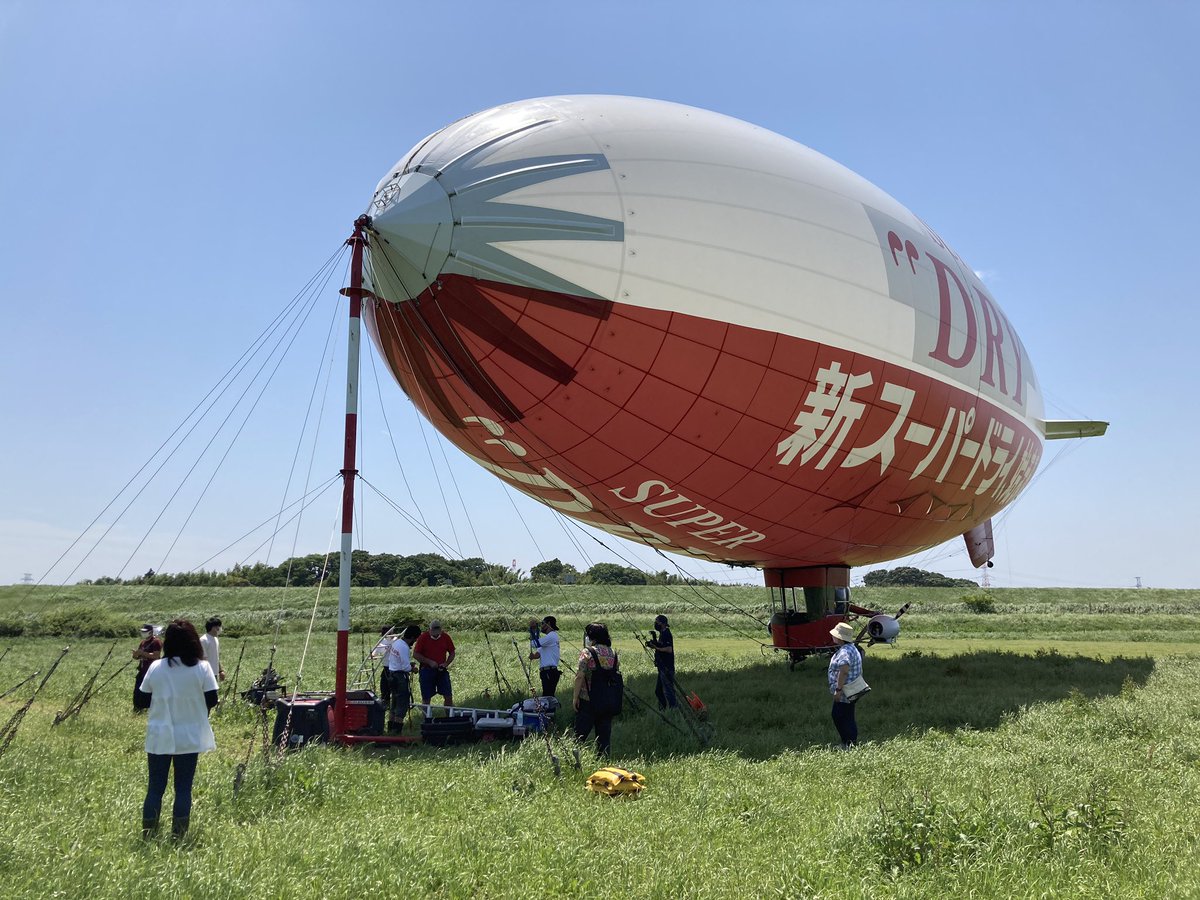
[361,95,1052,573]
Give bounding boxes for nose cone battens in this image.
[368,172,453,301]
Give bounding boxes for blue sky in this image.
[1,2,1196,589]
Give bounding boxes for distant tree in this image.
[530,559,565,582]
[583,562,647,586]
[864,566,978,588]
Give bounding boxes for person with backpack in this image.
[572,622,621,757]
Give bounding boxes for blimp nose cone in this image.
[368,172,453,301]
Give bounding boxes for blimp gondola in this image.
[351,95,1105,661]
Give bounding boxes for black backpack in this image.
[587,649,623,716]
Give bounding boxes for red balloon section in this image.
[363,272,1041,572]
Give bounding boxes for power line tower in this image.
[980,567,991,590]
[20,573,33,585]
[1135,576,1142,589]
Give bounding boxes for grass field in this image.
[1,584,1199,898]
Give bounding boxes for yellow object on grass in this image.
[586,767,646,796]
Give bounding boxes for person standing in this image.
[827,621,862,749]
[645,614,678,710]
[136,619,219,840]
[199,617,225,681]
[374,625,418,731]
[412,620,456,708]
[572,622,618,757]
[132,624,162,713]
[528,615,561,698]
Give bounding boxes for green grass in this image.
[1,586,1199,897]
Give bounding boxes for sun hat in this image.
[829,621,856,643]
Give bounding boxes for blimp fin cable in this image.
[0,646,69,762]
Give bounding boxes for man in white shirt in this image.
[199,618,224,681]
[373,625,419,732]
[528,615,562,697]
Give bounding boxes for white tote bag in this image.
[843,674,871,702]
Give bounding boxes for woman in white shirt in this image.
[136,619,219,840]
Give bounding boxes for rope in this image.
[264,289,343,568]
[275,504,342,758]
[482,631,516,701]
[0,646,69,761]
[53,642,119,726]
[510,638,562,777]
[15,248,347,606]
[234,704,272,798]
[218,642,247,712]
[0,671,38,701]
[123,280,330,579]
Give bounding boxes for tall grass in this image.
[0,588,1198,897]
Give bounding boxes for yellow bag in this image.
[586,766,646,796]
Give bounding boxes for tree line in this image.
[863,566,979,588]
[80,553,713,588]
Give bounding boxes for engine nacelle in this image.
[867,614,900,643]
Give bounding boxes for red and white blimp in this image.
[357,95,1103,652]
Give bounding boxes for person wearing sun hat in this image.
[827,621,862,748]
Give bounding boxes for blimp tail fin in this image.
[963,519,994,568]
[1040,419,1109,440]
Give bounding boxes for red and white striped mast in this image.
[332,214,372,743]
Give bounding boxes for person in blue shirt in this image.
[646,614,678,710]
[827,621,862,748]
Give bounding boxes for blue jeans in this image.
[143,753,199,821]
[831,700,858,747]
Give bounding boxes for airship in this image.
[355,95,1105,656]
